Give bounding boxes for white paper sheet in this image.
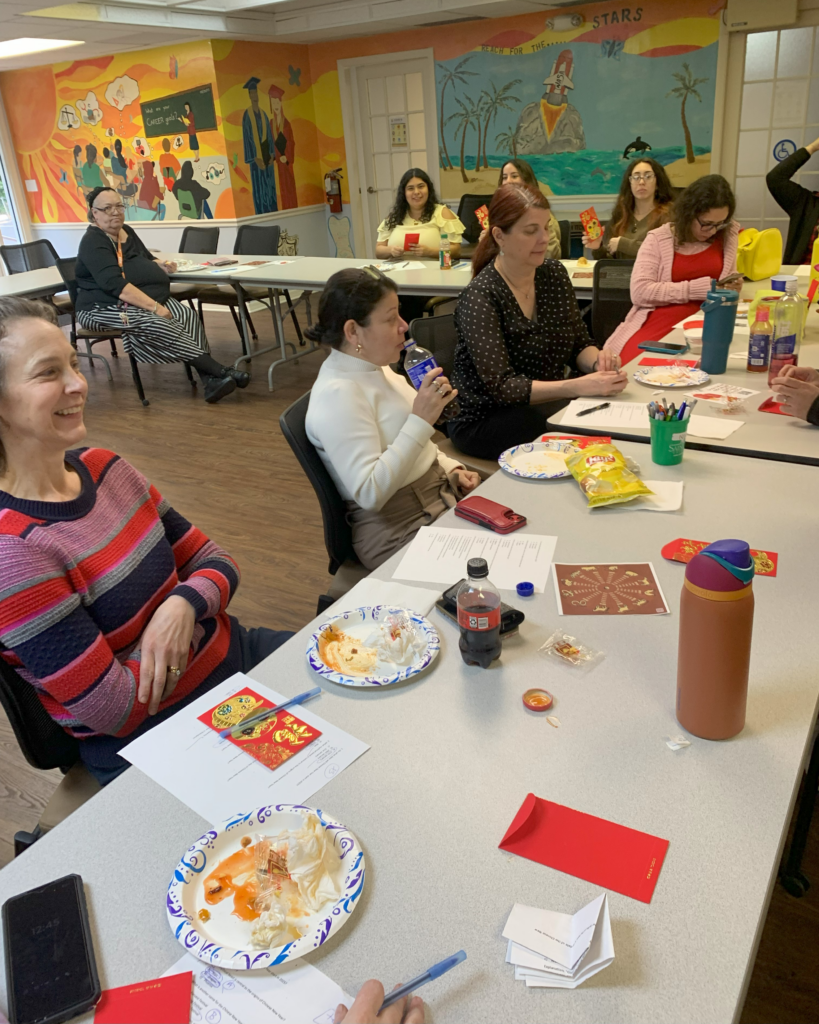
[600,480,682,513]
[503,894,614,989]
[327,578,441,617]
[686,382,760,400]
[163,952,352,1024]
[686,415,745,439]
[559,399,648,429]
[392,526,557,593]
[120,673,369,826]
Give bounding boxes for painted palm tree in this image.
[437,56,477,170]
[495,125,522,159]
[479,80,522,169]
[446,96,480,183]
[668,62,709,164]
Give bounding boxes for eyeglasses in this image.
[696,216,730,232]
[93,203,125,215]
[629,172,655,182]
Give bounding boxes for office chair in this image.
[407,314,498,479]
[172,225,221,308]
[196,224,303,353]
[780,728,819,897]
[590,259,636,347]
[457,193,492,245]
[0,239,73,316]
[279,392,368,615]
[558,220,571,259]
[56,257,194,407]
[0,659,101,855]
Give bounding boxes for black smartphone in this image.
[436,579,525,637]
[638,341,689,354]
[3,874,100,1024]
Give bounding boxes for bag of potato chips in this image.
[566,442,653,508]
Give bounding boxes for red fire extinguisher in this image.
[324,168,343,214]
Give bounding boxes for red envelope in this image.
[661,538,778,577]
[638,357,698,367]
[539,434,612,448]
[94,972,192,1024]
[474,204,489,230]
[499,793,669,903]
[403,232,420,251]
[758,397,791,416]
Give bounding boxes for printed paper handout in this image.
[503,894,614,989]
[553,562,669,615]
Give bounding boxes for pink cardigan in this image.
[604,221,740,356]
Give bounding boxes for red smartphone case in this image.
[454,495,527,534]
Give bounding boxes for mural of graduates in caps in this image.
[434,0,720,199]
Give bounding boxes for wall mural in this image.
[435,1,721,198]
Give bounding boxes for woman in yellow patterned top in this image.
[376,169,465,260]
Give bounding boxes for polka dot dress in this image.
[452,259,594,425]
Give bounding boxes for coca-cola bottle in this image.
[457,558,502,668]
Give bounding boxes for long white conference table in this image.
[0,439,815,1024]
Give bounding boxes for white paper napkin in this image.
[687,415,745,439]
[326,578,441,618]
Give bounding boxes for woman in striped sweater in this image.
[0,298,292,784]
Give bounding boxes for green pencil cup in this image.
[650,416,688,466]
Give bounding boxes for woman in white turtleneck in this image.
[305,267,480,569]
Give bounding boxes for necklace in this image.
[497,257,534,301]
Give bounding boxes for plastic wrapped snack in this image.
[566,443,653,508]
[539,629,603,669]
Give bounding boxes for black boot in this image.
[203,374,237,404]
[223,366,250,389]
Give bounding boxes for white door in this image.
[351,56,440,257]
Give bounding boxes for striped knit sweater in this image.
[0,448,240,743]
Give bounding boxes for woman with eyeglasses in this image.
[604,175,741,365]
[305,268,479,570]
[75,186,248,403]
[585,158,674,260]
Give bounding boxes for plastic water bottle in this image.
[768,279,804,385]
[439,232,451,269]
[457,558,502,668]
[403,339,460,420]
[746,304,771,373]
[676,539,755,739]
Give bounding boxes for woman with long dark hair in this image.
[305,268,479,569]
[447,184,627,460]
[496,159,561,259]
[376,168,464,260]
[586,157,674,260]
[604,174,741,365]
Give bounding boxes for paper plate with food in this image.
[166,804,365,971]
[633,365,709,389]
[306,605,440,687]
[498,439,575,480]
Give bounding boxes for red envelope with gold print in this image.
[661,538,777,577]
[474,204,489,230]
[198,688,321,771]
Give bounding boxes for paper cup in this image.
[683,325,703,353]
[650,416,688,466]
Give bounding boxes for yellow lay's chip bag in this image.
[566,442,653,508]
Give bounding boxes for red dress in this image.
[619,241,724,366]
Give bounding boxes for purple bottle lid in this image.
[685,539,752,591]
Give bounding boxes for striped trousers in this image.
[77,297,210,364]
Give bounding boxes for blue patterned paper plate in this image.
[166,804,365,971]
[307,605,440,688]
[498,440,575,480]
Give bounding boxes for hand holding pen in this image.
[334,951,466,1023]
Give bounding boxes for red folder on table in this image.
[499,793,669,903]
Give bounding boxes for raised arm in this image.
[766,140,818,215]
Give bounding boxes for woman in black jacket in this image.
[75,187,247,403]
[765,135,819,264]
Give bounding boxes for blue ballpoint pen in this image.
[219,686,322,739]
[379,951,467,1012]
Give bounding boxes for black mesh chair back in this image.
[558,220,571,259]
[180,226,220,254]
[234,224,281,257]
[0,659,80,771]
[408,313,458,378]
[1,239,60,275]
[55,256,80,304]
[591,259,635,346]
[457,193,493,245]
[279,392,355,575]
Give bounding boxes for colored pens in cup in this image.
[379,951,467,1012]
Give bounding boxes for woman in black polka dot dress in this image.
[448,184,628,460]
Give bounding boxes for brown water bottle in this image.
[676,539,755,740]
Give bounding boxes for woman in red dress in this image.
[605,176,741,366]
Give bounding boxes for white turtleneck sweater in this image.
[306,348,463,512]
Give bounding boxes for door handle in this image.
[366,186,376,194]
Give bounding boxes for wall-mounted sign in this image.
[390,115,408,148]
[773,139,797,162]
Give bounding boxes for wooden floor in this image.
[0,309,816,1021]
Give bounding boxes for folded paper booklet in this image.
[503,894,614,989]
[499,793,669,902]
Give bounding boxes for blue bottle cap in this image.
[516,582,534,597]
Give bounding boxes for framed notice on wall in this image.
[390,115,408,148]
